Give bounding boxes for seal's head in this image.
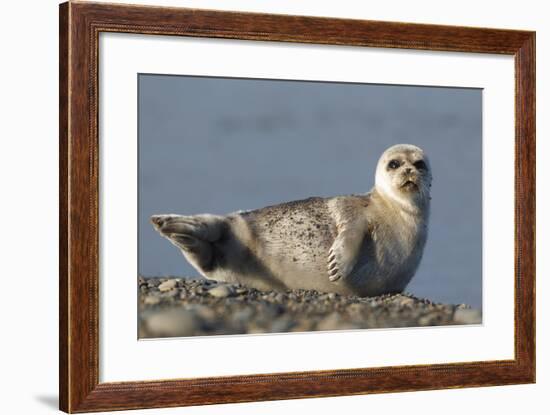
[374,144,432,210]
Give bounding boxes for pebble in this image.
[231,308,254,324]
[347,303,365,315]
[191,304,217,321]
[418,312,442,326]
[164,288,179,297]
[144,295,160,305]
[317,312,343,331]
[144,309,198,337]
[274,293,285,302]
[397,297,415,307]
[271,317,294,332]
[207,284,235,298]
[454,308,482,325]
[158,279,177,292]
[147,279,161,287]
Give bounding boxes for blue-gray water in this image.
[138,74,482,309]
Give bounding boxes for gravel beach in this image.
[139,276,481,338]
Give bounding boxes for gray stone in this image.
[144,296,160,305]
[397,297,415,307]
[270,317,294,332]
[317,312,343,331]
[347,303,365,315]
[418,312,443,326]
[207,285,235,298]
[158,279,178,292]
[454,308,482,325]
[274,293,285,302]
[144,309,198,337]
[147,279,161,287]
[231,308,254,324]
[191,304,217,321]
[164,288,179,297]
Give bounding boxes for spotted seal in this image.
[151,144,432,296]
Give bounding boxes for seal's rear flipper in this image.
[150,214,225,271]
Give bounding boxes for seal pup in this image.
[151,144,432,297]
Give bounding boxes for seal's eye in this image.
[414,160,428,171]
[388,159,400,170]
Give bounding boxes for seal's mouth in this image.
[400,180,419,191]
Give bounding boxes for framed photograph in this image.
[59,1,535,412]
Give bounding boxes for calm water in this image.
[138,75,482,309]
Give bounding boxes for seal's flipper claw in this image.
[327,228,365,283]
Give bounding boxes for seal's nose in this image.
[405,167,412,174]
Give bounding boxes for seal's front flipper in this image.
[327,228,366,282]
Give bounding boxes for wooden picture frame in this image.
[59,1,535,412]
